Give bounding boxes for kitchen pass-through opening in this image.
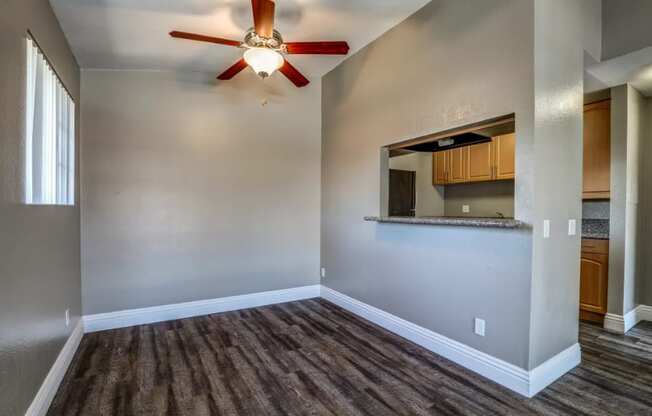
[382,114,516,220]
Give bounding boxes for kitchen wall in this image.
[323,0,536,369]
[81,70,321,315]
[624,86,645,314]
[600,0,652,311]
[640,98,652,306]
[389,153,444,216]
[444,181,515,218]
[608,85,627,315]
[582,200,610,219]
[0,1,81,415]
[602,0,652,60]
[389,152,516,219]
[607,84,646,315]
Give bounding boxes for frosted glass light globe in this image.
[243,47,284,78]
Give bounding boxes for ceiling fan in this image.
[170,0,350,87]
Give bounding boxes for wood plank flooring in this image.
[48,299,652,415]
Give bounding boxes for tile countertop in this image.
[364,216,526,229]
[365,216,609,236]
[582,219,609,240]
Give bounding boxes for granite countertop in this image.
[364,216,525,229]
[582,219,609,240]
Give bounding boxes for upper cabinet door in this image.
[583,100,611,199]
[448,147,469,183]
[494,133,516,180]
[433,151,448,185]
[468,142,493,182]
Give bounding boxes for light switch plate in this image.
[474,318,486,336]
[543,220,550,239]
[65,309,70,327]
[462,205,470,213]
[320,267,326,278]
[568,219,576,236]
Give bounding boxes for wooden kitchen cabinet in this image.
[579,238,609,323]
[433,151,448,185]
[468,142,493,182]
[494,133,516,180]
[448,147,469,183]
[433,133,515,185]
[433,148,468,184]
[583,100,611,199]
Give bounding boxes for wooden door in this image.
[468,142,493,182]
[583,100,611,199]
[580,252,608,315]
[448,147,469,183]
[432,151,448,185]
[494,133,515,180]
[579,238,609,323]
[388,169,416,217]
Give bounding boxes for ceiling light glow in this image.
[244,47,284,79]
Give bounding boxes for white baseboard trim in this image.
[320,285,580,398]
[637,305,652,322]
[25,319,84,416]
[604,304,652,334]
[528,343,581,397]
[604,312,630,333]
[84,285,321,333]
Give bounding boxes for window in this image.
[25,36,75,205]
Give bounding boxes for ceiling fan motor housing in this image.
[243,29,285,52]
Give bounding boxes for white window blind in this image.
[25,36,75,206]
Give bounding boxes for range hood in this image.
[403,132,490,153]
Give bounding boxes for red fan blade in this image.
[252,0,275,38]
[217,59,249,80]
[170,31,241,47]
[278,60,309,88]
[285,41,350,55]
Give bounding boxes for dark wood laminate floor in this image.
[48,299,652,415]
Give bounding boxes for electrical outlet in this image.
[474,318,486,336]
[320,267,326,278]
[462,205,470,213]
[65,309,70,327]
[568,219,577,236]
[543,220,550,239]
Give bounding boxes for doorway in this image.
[388,169,416,216]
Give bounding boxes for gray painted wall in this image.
[444,181,515,218]
[322,0,535,369]
[607,85,646,315]
[640,98,652,306]
[323,0,600,370]
[81,70,321,315]
[608,85,628,314]
[602,0,652,60]
[0,1,81,415]
[624,86,645,314]
[527,0,595,369]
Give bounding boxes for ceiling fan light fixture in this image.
[243,47,284,79]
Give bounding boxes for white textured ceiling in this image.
[50,0,430,78]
